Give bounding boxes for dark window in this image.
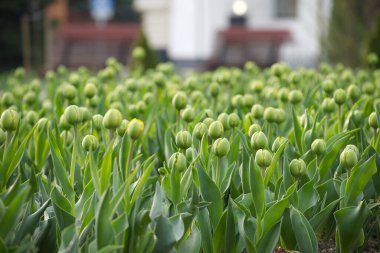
[274,0,297,18]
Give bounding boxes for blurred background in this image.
[0,0,380,74]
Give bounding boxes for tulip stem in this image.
[216,157,221,187]
[70,125,78,187]
[177,110,181,132]
[125,139,135,180]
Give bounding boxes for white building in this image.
[134,0,332,68]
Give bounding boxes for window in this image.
[274,0,297,18]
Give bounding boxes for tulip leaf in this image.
[290,206,318,253]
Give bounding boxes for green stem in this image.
[177,110,181,132]
[70,125,78,187]
[338,105,342,132]
[216,157,221,187]
[125,139,135,180]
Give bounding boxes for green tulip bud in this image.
[208,121,224,139]
[272,136,286,153]
[212,138,230,157]
[278,88,289,102]
[154,72,165,88]
[347,84,360,101]
[172,92,187,110]
[84,83,97,98]
[103,108,122,129]
[117,119,129,136]
[132,46,146,60]
[1,109,19,131]
[25,111,39,126]
[182,107,195,123]
[368,112,378,129]
[80,107,91,122]
[64,105,81,125]
[42,100,52,114]
[333,89,346,105]
[228,113,240,128]
[244,94,255,108]
[176,130,192,149]
[210,82,219,97]
[169,152,187,172]
[125,78,137,92]
[251,131,268,150]
[127,118,144,140]
[193,122,208,140]
[186,147,193,161]
[90,115,102,131]
[250,80,264,93]
[345,144,359,157]
[231,95,244,108]
[248,124,261,137]
[352,110,362,125]
[311,139,326,155]
[1,92,15,107]
[363,82,374,95]
[62,84,77,101]
[340,148,358,169]
[255,149,272,168]
[322,98,336,113]
[24,91,37,105]
[89,95,99,108]
[264,107,277,123]
[218,113,230,130]
[290,159,306,178]
[322,79,335,94]
[289,90,303,104]
[0,128,5,146]
[59,114,70,130]
[82,135,99,152]
[203,117,214,127]
[251,104,264,119]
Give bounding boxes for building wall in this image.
[137,0,332,67]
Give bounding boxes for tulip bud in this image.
[169,152,187,172]
[127,118,144,140]
[103,108,122,129]
[208,121,224,139]
[210,82,219,97]
[345,144,359,157]
[182,107,195,123]
[92,114,103,130]
[322,79,335,94]
[186,147,193,161]
[82,135,99,151]
[1,109,19,131]
[25,111,39,126]
[251,131,268,150]
[172,92,187,110]
[311,139,326,155]
[132,46,146,60]
[212,138,230,157]
[251,104,264,119]
[193,122,208,140]
[255,149,272,168]
[289,90,303,104]
[264,107,277,123]
[322,98,336,113]
[175,130,192,149]
[250,80,264,93]
[278,88,289,102]
[218,113,230,130]
[363,82,374,95]
[64,105,81,125]
[84,83,97,98]
[203,117,214,127]
[290,159,306,178]
[24,91,37,105]
[340,148,358,169]
[347,84,360,101]
[80,107,91,122]
[368,112,378,129]
[231,95,244,108]
[228,113,240,128]
[1,92,15,107]
[272,136,286,153]
[62,84,77,101]
[333,89,346,105]
[248,124,261,137]
[117,119,129,136]
[243,94,255,107]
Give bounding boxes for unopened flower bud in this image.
[322,98,336,113]
[92,114,103,130]
[82,135,99,151]
[368,112,378,129]
[340,148,358,169]
[347,84,360,101]
[290,159,306,178]
[175,130,192,149]
[272,136,286,153]
[228,113,240,128]
[127,118,144,140]
[251,104,264,119]
[169,152,187,172]
[103,108,122,129]
[208,121,224,139]
[248,124,261,137]
[311,139,326,155]
[172,92,187,110]
[193,122,208,140]
[84,83,97,98]
[182,107,195,123]
[251,131,268,150]
[255,149,272,168]
[212,138,230,157]
[289,90,303,104]
[117,119,129,136]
